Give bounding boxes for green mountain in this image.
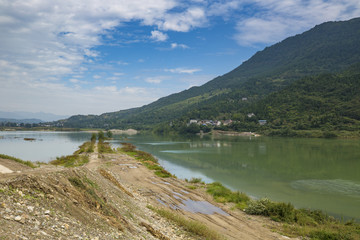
[247,64,360,135]
[59,17,360,130]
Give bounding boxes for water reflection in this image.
[0,131,91,162]
[123,134,360,220]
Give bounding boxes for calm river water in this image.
[1,131,359,220]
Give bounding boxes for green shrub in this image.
[187,177,204,184]
[206,182,249,207]
[0,154,36,168]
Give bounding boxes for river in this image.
[1,131,359,220]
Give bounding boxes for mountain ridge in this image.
[58,17,360,130]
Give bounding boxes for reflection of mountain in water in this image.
[291,179,360,198]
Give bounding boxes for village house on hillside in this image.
[258,120,267,125]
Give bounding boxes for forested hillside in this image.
[56,17,360,133]
[250,65,360,136]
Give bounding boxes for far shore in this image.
[212,130,260,137]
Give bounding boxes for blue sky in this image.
[1,0,360,116]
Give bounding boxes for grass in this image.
[98,140,114,153]
[50,154,89,167]
[68,176,124,231]
[206,182,249,208]
[205,182,360,240]
[147,205,225,240]
[50,141,90,167]
[0,153,36,168]
[120,143,173,178]
[75,141,94,154]
[185,177,205,184]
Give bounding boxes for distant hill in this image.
[0,111,68,122]
[58,17,360,130]
[0,118,43,124]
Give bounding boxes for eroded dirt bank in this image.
[0,147,292,240]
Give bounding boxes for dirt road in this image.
[0,145,293,240]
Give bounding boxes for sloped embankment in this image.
[0,144,286,240]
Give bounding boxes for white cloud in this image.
[69,79,80,83]
[208,1,242,17]
[93,75,102,79]
[234,0,360,46]
[145,76,166,84]
[171,43,189,49]
[0,0,183,103]
[158,7,207,32]
[114,72,124,76]
[165,68,201,74]
[150,30,169,42]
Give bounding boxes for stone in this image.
[44,210,50,215]
[14,216,22,222]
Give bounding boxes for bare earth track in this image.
[0,146,296,240]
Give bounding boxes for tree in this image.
[106,130,113,138]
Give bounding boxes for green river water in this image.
[1,131,359,220]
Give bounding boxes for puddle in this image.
[157,195,229,216]
[178,199,229,216]
[180,189,189,194]
[118,163,137,169]
[157,198,166,206]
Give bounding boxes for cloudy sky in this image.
[1,0,360,116]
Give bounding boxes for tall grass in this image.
[0,154,36,168]
[120,143,172,178]
[205,182,360,239]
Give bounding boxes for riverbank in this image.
[212,130,260,137]
[0,142,287,240]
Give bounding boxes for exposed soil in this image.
[0,146,296,240]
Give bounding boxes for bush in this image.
[206,182,249,206]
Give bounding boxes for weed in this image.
[0,154,36,168]
[120,143,173,178]
[187,177,205,184]
[206,182,249,207]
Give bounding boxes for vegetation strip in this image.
[147,205,225,240]
[99,169,134,197]
[68,175,125,231]
[140,222,170,240]
[0,153,36,168]
[119,143,173,178]
[205,181,360,240]
[50,141,93,167]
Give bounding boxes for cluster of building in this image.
[188,119,234,127]
[188,113,267,127]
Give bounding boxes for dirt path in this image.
[0,144,294,240]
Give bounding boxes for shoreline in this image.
[212,130,260,137]
[0,143,285,240]
[1,141,359,239]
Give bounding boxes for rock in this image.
[47,194,54,199]
[44,210,50,215]
[14,215,22,222]
[27,206,34,212]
